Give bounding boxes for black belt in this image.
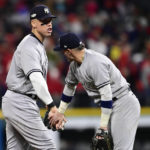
[112,87,131,102]
[26,94,38,100]
[112,97,118,102]
[8,89,38,100]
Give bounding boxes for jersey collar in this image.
[30,32,43,45]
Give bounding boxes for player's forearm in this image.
[58,101,70,114]
[58,84,76,114]
[99,84,113,128]
[100,108,112,128]
[29,72,54,105]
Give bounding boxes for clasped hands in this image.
[48,106,67,131]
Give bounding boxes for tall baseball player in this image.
[50,33,141,150]
[2,5,66,150]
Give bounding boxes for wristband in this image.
[61,94,73,103]
[47,102,55,111]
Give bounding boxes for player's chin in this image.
[44,31,52,37]
[45,32,52,37]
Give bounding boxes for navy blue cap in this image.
[30,5,56,20]
[54,33,82,51]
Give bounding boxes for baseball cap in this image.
[54,33,82,51]
[30,5,56,20]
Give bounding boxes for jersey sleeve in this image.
[20,47,43,78]
[89,61,112,128]
[65,63,78,87]
[89,61,110,89]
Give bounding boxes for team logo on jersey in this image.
[44,8,49,14]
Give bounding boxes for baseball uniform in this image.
[2,33,56,150]
[62,49,141,150]
[2,4,58,149]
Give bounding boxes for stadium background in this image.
[0,0,150,149]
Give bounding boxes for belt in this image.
[112,97,118,102]
[8,89,38,100]
[113,87,131,102]
[26,94,38,100]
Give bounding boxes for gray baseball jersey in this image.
[65,49,129,102]
[65,49,140,150]
[2,33,56,150]
[6,33,48,95]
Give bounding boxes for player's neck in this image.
[31,30,44,43]
[74,49,85,65]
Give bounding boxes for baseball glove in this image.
[43,110,65,131]
[43,110,57,131]
[91,128,113,150]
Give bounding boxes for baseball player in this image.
[50,33,141,150]
[2,5,66,150]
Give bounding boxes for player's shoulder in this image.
[17,34,44,52]
[20,34,41,47]
[86,49,105,57]
[86,49,110,64]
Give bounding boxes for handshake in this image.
[43,106,66,131]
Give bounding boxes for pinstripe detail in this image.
[112,87,122,94]
[96,81,110,89]
[85,86,98,92]
[26,69,43,78]
[112,85,130,97]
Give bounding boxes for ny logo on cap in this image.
[44,8,49,14]
[31,13,36,18]
[64,45,67,48]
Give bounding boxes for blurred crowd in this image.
[0,0,150,107]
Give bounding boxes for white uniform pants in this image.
[110,91,141,150]
[2,90,56,150]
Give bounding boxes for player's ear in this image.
[68,49,72,54]
[31,19,37,29]
[65,49,70,55]
[65,49,73,57]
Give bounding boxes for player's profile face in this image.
[63,50,74,62]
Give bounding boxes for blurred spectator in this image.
[84,0,99,17]
[140,39,150,105]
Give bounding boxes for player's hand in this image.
[96,127,108,139]
[48,108,67,130]
[43,106,57,130]
[91,128,113,150]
